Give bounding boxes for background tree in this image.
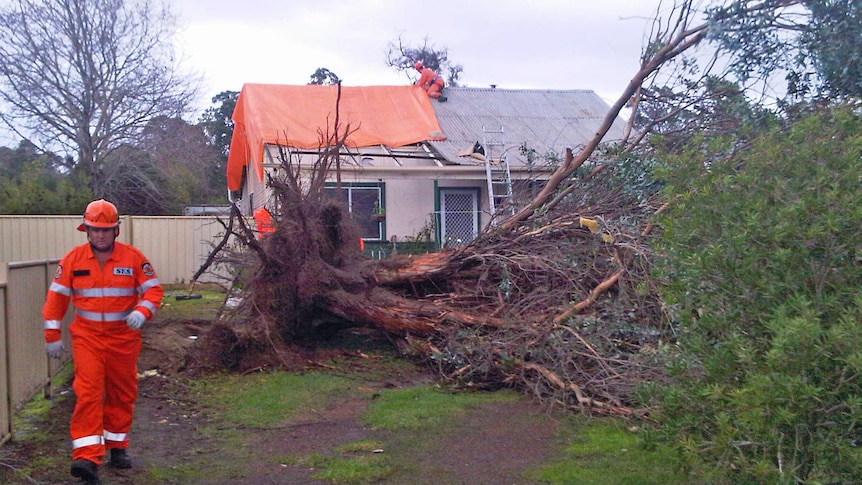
[0,141,49,181]
[0,0,198,200]
[386,35,463,86]
[627,0,862,153]
[200,91,238,160]
[705,0,862,102]
[801,0,862,99]
[308,68,341,85]
[102,116,225,214]
[198,90,239,202]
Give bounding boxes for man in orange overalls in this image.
[253,206,275,239]
[43,199,163,484]
[414,61,447,102]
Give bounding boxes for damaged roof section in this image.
[226,83,626,191]
[426,87,627,168]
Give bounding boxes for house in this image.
[225,83,626,252]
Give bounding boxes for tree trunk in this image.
[325,287,505,336]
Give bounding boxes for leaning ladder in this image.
[482,126,514,223]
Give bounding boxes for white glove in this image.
[126,310,146,330]
[46,341,65,359]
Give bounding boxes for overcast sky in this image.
[172,0,665,115]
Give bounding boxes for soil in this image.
[0,317,566,485]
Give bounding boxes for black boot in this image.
[70,459,100,484]
[109,448,133,469]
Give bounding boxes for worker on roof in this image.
[43,199,163,484]
[414,61,447,102]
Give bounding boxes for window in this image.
[439,188,478,247]
[324,183,383,240]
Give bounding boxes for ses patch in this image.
[113,267,134,277]
[142,262,155,277]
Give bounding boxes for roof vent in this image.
[490,84,497,89]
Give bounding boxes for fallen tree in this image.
[188,1,805,416]
[190,135,665,417]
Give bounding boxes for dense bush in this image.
[648,106,862,484]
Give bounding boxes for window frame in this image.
[323,182,385,241]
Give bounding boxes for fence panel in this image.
[0,216,232,285]
[127,216,231,285]
[6,261,51,416]
[0,269,8,444]
[0,216,81,263]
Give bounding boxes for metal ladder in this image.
[482,126,514,222]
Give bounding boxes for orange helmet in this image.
[414,61,423,71]
[77,199,120,232]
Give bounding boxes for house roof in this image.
[226,83,445,191]
[226,83,625,191]
[427,87,626,168]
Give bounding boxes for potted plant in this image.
[372,200,386,223]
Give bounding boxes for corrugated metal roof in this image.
[426,87,626,168]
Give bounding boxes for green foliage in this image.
[0,146,90,214]
[636,77,777,156]
[799,0,862,99]
[652,106,862,483]
[198,90,237,198]
[707,0,862,100]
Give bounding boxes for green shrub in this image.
[651,106,862,484]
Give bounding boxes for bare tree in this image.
[101,116,224,214]
[0,0,198,198]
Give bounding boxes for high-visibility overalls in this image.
[415,67,445,99]
[43,241,163,465]
[253,207,275,238]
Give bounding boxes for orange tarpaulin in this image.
[226,83,446,191]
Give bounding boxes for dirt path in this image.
[1,319,565,484]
